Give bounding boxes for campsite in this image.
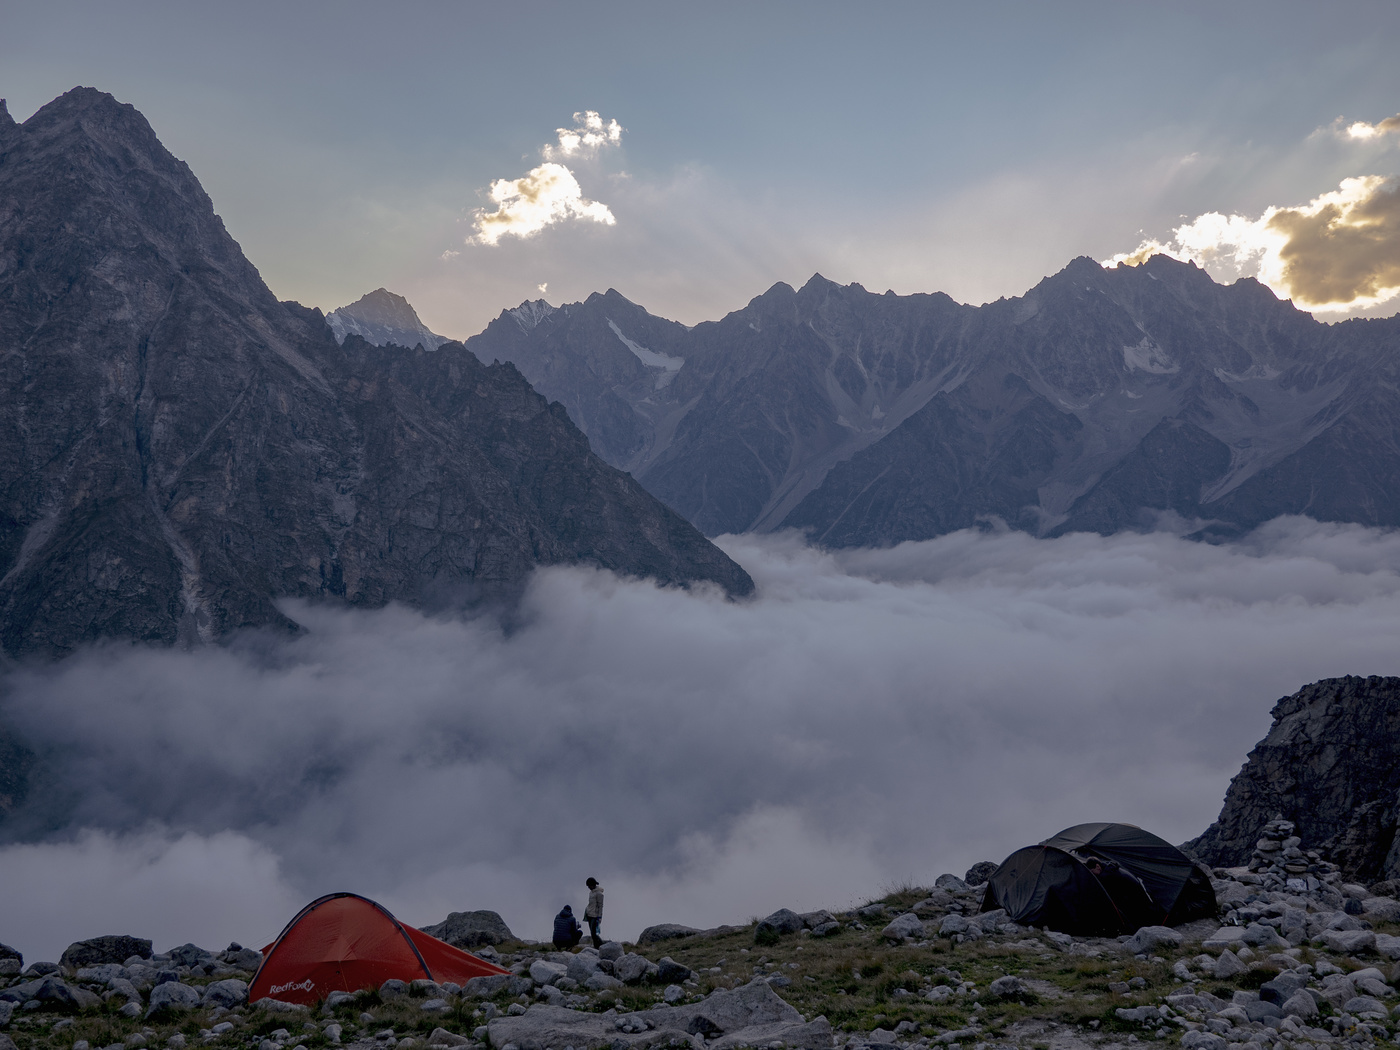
[7,817,1400,1050]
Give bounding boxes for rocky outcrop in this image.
[58,935,152,970]
[419,910,514,948]
[1189,676,1400,881]
[0,88,751,657]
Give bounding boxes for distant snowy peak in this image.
[510,299,557,332]
[327,288,449,350]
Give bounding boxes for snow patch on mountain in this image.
[609,319,684,389]
[1121,337,1179,375]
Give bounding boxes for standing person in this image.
[584,877,604,949]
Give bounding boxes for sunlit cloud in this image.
[471,162,616,246]
[469,111,624,247]
[543,110,623,160]
[1343,114,1400,141]
[1104,176,1400,312]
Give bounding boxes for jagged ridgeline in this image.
[463,258,1400,544]
[0,88,752,658]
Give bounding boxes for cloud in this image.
[1344,114,1400,141]
[1104,176,1400,312]
[543,111,623,161]
[4,519,1400,961]
[470,112,623,247]
[471,163,616,246]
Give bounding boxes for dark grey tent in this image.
[981,822,1216,935]
[1044,822,1216,925]
[979,845,1126,937]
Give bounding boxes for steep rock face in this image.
[326,287,449,351]
[0,88,750,657]
[1189,676,1400,882]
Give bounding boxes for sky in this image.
[6,520,1400,961]
[3,1,1400,337]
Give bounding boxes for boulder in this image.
[0,1002,11,1027]
[426,1028,470,1047]
[221,946,263,970]
[0,944,19,966]
[419,911,514,949]
[1281,990,1319,1019]
[463,974,511,997]
[810,921,840,937]
[565,953,599,984]
[1202,926,1248,951]
[1345,995,1389,1016]
[529,961,568,986]
[988,975,1026,999]
[938,914,970,936]
[798,910,835,929]
[380,979,408,1000]
[598,941,624,962]
[584,974,622,992]
[59,936,153,970]
[614,953,651,984]
[145,981,201,1018]
[1317,929,1376,954]
[1243,999,1282,1022]
[420,998,451,1013]
[934,874,969,892]
[656,957,694,984]
[167,944,212,968]
[1180,1032,1227,1050]
[881,913,926,941]
[964,861,998,887]
[1124,926,1184,954]
[637,923,700,945]
[758,909,804,934]
[203,980,248,1009]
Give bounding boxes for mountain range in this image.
[0,88,751,658]
[451,261,1400,544]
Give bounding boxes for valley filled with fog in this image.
[4,518,1400,961]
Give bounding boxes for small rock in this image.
[419,998,450,1013]
[662,984,684,1003]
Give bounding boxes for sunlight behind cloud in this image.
[468,110,625,248]
[471,162,616,246]
[1345,114,1400,140]
[1104,176,1400,312]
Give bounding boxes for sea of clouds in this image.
[3,518,1400,963]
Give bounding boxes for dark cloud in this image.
[3,518,1400,961]
[1269,175,1400,307]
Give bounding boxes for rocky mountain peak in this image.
[325,288,448,350]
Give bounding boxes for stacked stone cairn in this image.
[1246,817,1345,895]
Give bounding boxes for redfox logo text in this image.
[270,979,317,995]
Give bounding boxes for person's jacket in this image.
[585,885,604,919]
[553,906,581,944]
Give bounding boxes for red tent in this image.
[248,893,510,1005]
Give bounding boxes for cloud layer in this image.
[3,519,1400,962]
[471,111,623,246]
[1346,114,1400,141]
[1105,176,1400,312]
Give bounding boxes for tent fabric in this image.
[1042,822,1216,925]
[980,845,1127,937]
[249,893,509,1005]
[981,823,1218,936]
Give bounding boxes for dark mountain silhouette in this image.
[466,258,1400,545]
[0,88,751,657]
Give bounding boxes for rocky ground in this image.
[6,828,1400,1050]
